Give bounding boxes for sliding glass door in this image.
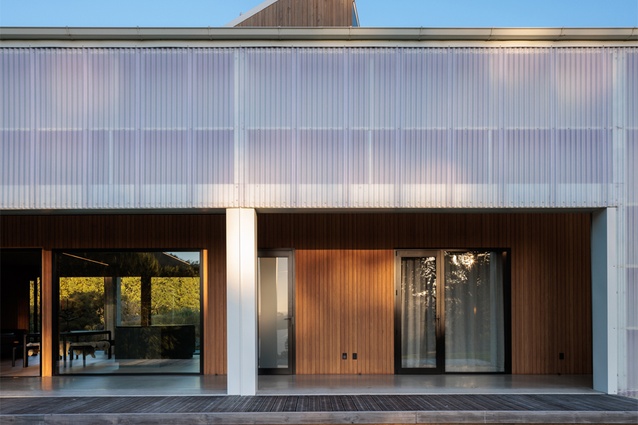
[55,250,202,374]
[395,250,510,374]
[444,251,507,372]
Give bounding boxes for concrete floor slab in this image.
[0,374,597,397]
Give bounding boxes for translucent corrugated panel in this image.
[626,267,638,393]
[0,46,635,210]
[0,49,33,130]
[625,50,637,130]
[1,48,237,209]
[629,131,638,205]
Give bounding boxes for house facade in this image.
[0,10,636,396]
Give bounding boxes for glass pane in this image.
[401,256,437,368]
[444,251,505,372]
[56,251,201,374]
[258,257,289,369]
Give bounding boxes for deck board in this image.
[1,394,636,424]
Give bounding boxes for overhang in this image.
[1,26,636,45]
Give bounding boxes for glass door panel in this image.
[55,251,202,375]
[444,251,505,372]
[396,250,442,373]
[258,251,294,375]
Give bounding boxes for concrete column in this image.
[226,208,258,395]
[591,208,618,394]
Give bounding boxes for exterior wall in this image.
[0,42,635,391]
[233,0,355,27]
[0,214,227,375]
[0,212,592,376]
[259,212,592,375]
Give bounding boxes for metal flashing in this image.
[1,26,637,44]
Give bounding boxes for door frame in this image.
[257,249,295,375]
[394,249,512,375]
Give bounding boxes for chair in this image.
[22,333,41,367]
[1,329,26,367]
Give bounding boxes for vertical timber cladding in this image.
[260,213,395,374]
[258,213,593,375]
[235,0,354,27]
[0,214,227,375]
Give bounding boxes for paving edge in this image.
[1,411,637,425]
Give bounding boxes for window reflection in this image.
[55,251,201,374]
[444,251,505,372]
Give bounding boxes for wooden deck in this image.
[1,394,636,424]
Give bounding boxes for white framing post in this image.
[226,208,258,395]
[591,208,618,394]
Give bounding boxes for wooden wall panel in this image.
[1,212,593,376]
[236,0,354,27]
[0,214,227,375]
[295,248,394,374]
[259,213,592,375]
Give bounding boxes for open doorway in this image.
[54,250,202,374]
[0,249,42,376]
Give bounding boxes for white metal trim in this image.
[1,26,636,44]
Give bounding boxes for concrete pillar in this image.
[226,208,258,395]
[591,208,618,394]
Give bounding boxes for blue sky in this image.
[0,0,636,27]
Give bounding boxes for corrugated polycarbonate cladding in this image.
[1,48,237,209]
[0,46,634,209]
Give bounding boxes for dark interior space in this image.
[1,249,41,375]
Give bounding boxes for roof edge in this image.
[1,27,637,42]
